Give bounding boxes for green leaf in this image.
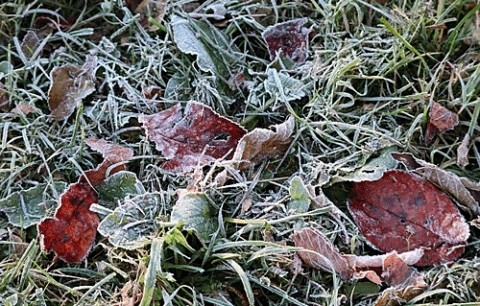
[97,171,144,207]
[97,193,161,250]
[264,68,307,102]
[0,182,67,228]
[288,176,311,213]
[170,192,218,244]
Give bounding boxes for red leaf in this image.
[38,183,99,263]
[348,170,469,266]
[140,102,247,173]
[425,102,459,145]
[262,18,310,64]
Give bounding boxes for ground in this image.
[1,0,480,305]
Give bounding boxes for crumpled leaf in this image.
[38,183,99,262]
[288,176,311,213]
[348,170,469,266]
[232,116,294,170]
[292,227,425,289]
[140,101,246,173]
[392,152,480,215]
[262,18,310,64]
[98,193,161,250]
[96,171,145,207]
[264,69,307,102]
[125,0,169,31]
[47,55,97,120]
[425,102,459,145]
[170,191,218,244]
[0,182,66,228]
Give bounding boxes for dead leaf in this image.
[392,152,480,215]
[11,103,38,116]
[21,30,40,59]
[457,134,470,167]
[262,18,310,64]
[125,0,169,31]
[348,170,469,266]
[140,101,247,173]
[292,227,425,288]
[232,116,294,170]
[47,55,97,120]
[425,102,459,145]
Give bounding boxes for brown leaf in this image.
[232,116,294,170]
[262,18,310,64]
[291,228,354,280]
[348,170,469,266]
[21,30,40,59]
[140,101,247,173]
[457,133,470,167]
[425,102,459,145]
[11,103,38,116]
[292,228,425,287]
[47,55,97,120]
[125,0,169,31]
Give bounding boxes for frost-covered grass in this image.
[1,0,480,305]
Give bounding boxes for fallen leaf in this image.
[264,69,307,102]
[348,170,469,266]
[288,176,311,213]
[292,227,425,287]
[262,18,310,64]
[47,55,97,120]
[96,171,145,207]
[125,0,169,31]
[11,103,38,116]
[20,30,40,59]
[457,134,470,167]
[140,101,246,173]
[80,138,134,186]
[170,191,218,244]
[232,116,294,170]
[425,102,459,145]
[38,183,99,262]
[392,152,480,215]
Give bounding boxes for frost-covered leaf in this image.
[140,101,246,173]
[262,18,310,64]
[457,134,470,167]
[98,193,161,250]
[164,72,190,101]
[288,176,311,213]
[0,182,66,228]
[170,191,218,243]
[232,116,294,170]
[38,183,99,262]
[348,170,469,266]
[125,0,169,31]
[47,55,97,120]
[97,171,145,206]
[264,69,307,102]
[425,102,459,145]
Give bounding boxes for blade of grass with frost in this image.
[140,238,164,306]
[224,259,254,306]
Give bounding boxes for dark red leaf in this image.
[262,18,310,64]
[425,102,459,145]
[348,170,469,266]
[140,101,247,173]
[38,183,99,263]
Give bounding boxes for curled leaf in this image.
[48,55,97,120]
[425,102,459,145]
[140,101,246,173]
[232,116,294,170]
[457,134,470,167]
[348,170,469,266]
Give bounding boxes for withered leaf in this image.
[125,0,169,31]
[48,55,97,120]
[140,101,247,173]
[348,170,469,266]
[262,18,310,64]
[21,30,40,59]
[292,227,425,288]
[38,183,99,262]
[232,116,294,170]
[457,133,470,167]
[425,102,459,145]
